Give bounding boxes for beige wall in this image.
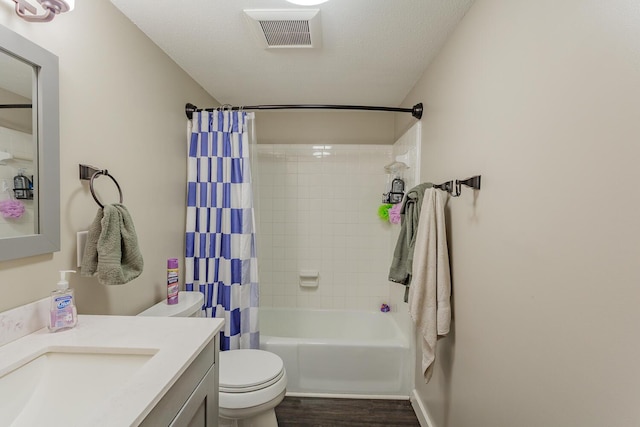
[0,1,216,314]
[0,88,32,133]
[255,110,395,145]
[398,0,640,426]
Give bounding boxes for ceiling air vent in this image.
[244,9,322,49]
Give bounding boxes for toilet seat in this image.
[219,349,287,409]
[219,349,284,392]
[221,369,286,393]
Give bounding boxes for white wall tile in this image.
[256,144,394,311]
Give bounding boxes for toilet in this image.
[217,349,287,427]
[138,291,287,427]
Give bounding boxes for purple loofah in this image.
[0,199,25,218]
[389,203,402,224]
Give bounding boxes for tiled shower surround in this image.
[255,144,396,311]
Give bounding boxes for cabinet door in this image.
[170,363,217,427]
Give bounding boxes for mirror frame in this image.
[0,24,60,261]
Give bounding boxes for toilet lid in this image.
[137,291,204,317]
[219,349,284,393]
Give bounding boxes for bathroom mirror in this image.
[0,24,60,261]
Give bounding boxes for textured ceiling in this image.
[110,0,474,107]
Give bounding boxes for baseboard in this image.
[286,391,410,400]
[410,389,435,427]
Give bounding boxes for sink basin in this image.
[0,348,156,427]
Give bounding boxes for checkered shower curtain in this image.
[185,110,259,351]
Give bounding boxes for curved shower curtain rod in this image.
[184,102,423,120]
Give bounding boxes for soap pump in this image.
[49,270,78,332]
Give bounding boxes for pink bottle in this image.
[167,258,179,305]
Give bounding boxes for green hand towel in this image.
[388,182,433,288]
[81,203,144,285]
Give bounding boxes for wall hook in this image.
[434,175,481,197]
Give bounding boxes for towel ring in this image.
[89,170,123,209]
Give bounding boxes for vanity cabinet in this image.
[141,336,219,427]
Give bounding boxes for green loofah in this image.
[378,204,393,221]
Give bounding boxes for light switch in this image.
[76,230,88,267]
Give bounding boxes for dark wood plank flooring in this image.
[275,397,420,427]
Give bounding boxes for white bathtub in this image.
[259,307,411,398]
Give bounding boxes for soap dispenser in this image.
[49,270,78,332]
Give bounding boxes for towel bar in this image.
[434,175,481,197]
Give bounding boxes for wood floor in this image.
[275,397,421,427]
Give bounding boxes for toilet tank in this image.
[138,291,204,318]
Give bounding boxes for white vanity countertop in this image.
[0,314,224,427]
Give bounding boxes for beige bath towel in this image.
[81,203,144,285]
[409,188,451,383]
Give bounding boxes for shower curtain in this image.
[185,110,259,351]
